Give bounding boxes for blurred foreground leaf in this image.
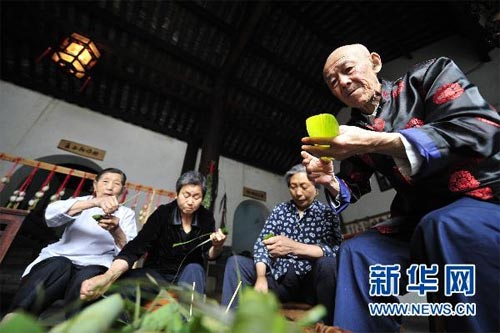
[49,294,124,333]
[296,305,326,328]
[231,288,300,333]
[138,302,185,332]
[0,312,44,333]
[6,282,326,333]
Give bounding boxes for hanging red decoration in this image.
[154,193,162,210]
[50,170,74,202]
[138,190,152,225]
[28,166,57,210]
[120,187,129,204]
[72,172,87,198]
[7,163,40,209]
[130,188,141,211]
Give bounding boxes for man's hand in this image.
[302,125,406,160]
[263,235,296,258]
[301,151,339,196]
[301,125,370,160]
[301,151,335,185]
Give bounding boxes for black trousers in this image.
[9,256,107,318]
[113,263,206,303]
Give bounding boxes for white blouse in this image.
[22,195,137,277]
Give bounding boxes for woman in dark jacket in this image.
[80,170,226,299]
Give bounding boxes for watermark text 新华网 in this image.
[368,263,476,317]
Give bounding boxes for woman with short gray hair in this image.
[80,170,226,300]
[222,163,342,325]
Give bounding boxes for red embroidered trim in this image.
[475,117,500,128]
[375,226,395,234]
[433,82,464,105]
[373,118,385,132]
[392,80,405,98]
[404,117,424,129]
[466,187,493,200]
[449,170,480,192]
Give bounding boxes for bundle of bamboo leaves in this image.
[0,283,326,333]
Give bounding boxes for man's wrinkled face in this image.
[323,46,381,113]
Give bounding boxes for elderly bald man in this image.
[301,44,500,332]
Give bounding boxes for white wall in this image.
[214,158,289,244]
[0,82,186,190]
[0,80,290,245]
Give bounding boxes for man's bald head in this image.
[324,44,372,72]
[322,44,383,113]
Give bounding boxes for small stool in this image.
[280,301,313,321]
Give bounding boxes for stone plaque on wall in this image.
[243,186,266,201]
[57,139,106,161]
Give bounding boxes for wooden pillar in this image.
[197,2,267,210]
[181,139,200,174]
[198,80,226,210]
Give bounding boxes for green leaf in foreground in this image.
[49,294,124,333]
[231,288,299,333]
[0,312,44,333]
[139,302,184,332]
[296,304,327,328]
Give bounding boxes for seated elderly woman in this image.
[221,164,342,325]
[80,170,226,301]
[7,167,137,318]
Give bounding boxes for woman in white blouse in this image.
[6,168,137,318]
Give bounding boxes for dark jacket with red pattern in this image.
[339,57,500,223]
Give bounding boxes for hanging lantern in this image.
[51,32,100,79]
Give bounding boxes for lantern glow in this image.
[51,33,100,79]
